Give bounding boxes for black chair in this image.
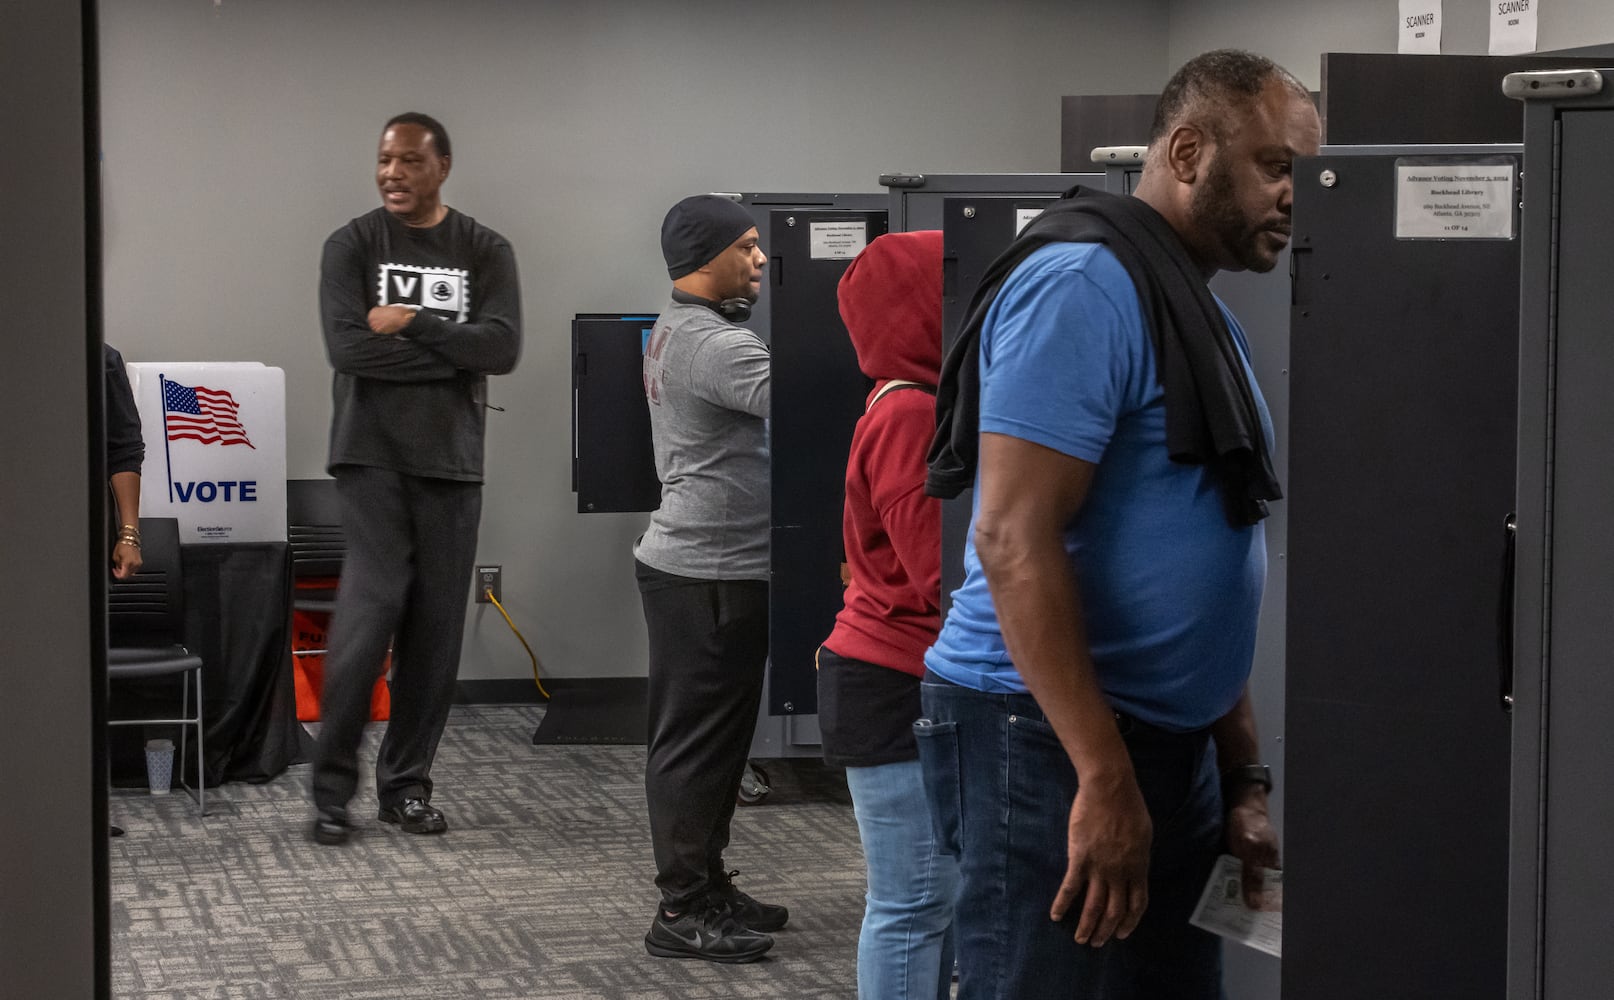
[287,478,346,619]
[108,516,206,815]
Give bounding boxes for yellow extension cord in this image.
[484,587,550,700]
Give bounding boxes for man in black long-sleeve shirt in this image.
[311,112,521,846]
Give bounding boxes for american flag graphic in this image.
[163,379,255,449]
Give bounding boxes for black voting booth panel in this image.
[756,197,887,718]
[1511,70,1614,1000]
[572,314,661,514]
[1275,52,1611,1000]
[1282,146,1521,1000]
[1321,52,1598,145]
[884,172,1092,232]
[739,192,886,348]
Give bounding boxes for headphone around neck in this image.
[670,287,752,323]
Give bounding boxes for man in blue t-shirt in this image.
[917,50,1319,999]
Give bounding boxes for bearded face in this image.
[1188,146,1290,275]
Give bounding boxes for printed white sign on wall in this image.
[127,363,288,544]
[1490,0,1538,55]
[1399,1,1442,54]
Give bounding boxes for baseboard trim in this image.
[453,678,545,704]
[454,676,647,705]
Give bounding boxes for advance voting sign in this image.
[126,363,287,544]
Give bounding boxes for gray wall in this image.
[1,2,101,998]
[97,0,1170,683]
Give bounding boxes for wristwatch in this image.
[1221,763,1273,795]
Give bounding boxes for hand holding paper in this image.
[1190,854,1283,958]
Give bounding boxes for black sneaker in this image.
[644,900,774,963]
[712,871,789,931]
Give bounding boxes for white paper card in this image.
[1015,207,1044,236]
[1490,0,1538,55]
[1395,161,1516,239]
[809,221,868,260]
[1190,855,1283,958]
[1399,0,1442,54]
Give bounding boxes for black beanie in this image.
[661,195,756,279]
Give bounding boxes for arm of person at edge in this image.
[1211,687,1280,907]
[320,231,460,382]
[973,430,1152,948]
[104,345,144,578]
[376,237,522,376]
[109,471,141,578]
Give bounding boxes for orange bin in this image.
[291,580,390,722]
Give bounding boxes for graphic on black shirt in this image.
[377,263,470,322]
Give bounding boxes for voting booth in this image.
[752,193,888,735]
[1280,142,1522,1000]
[1508,67,1614,1000]
[117,362,306,783]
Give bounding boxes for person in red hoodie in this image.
[819,230,958,1000]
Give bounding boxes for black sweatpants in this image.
[312,465,482,813]
[637,559,769,911]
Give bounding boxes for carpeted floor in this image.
[109,705,866,999]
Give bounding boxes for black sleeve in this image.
[320,226,462,382]
[104,344,144,476]
[398,232,522,375]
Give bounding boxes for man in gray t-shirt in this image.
[636,195,784,964]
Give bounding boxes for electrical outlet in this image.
[476,565,501,604]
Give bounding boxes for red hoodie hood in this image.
[837,230,943,387]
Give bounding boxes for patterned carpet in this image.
[109,705,866,999]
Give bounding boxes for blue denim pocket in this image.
[913,718,963,857]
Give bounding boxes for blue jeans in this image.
[915,673,1225,1000]
[846,759,959,1000]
